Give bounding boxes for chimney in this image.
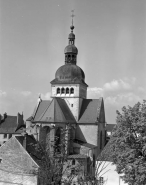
[21,130,27,149]
[3,113,7,120]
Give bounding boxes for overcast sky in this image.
[0,0,146,124]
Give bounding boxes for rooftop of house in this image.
[106,124,116,132]
[0,113,25,134]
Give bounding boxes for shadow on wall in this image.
[75,125,87,143]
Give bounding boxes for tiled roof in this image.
[27,97,105,125]
[97,137,114,162]
[15,135,40,165]
[33,100,51,122]
[0,114,25,134]
[106,124,116,132]
[68,154,88,159]
[30,98,76,123]
[78,98,103,123]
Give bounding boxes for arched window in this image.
[61,88,65,94]
[57,88,60,94]
[100,131,102,150]
[66,88,69,94]
[68,55,71,61]
[70,88,74,94]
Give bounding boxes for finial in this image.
[70,10,75,32]
[38,94,42,104]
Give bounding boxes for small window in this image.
[9,134,12,139]
[68,55,71,61]
[72,159,75,165]
[93,154,95,167]
[0,159,2,163]
[71,104,73,107]
[61,88,65,94]
[3,134,7,139]
[66,88,69,94]
[99,177,104,185]
[70,88,74,94]
[57,88,60,94]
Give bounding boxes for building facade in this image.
[0,113,25,147]
[26,24,106,179]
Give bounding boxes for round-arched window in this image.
[70,88,74,94]
[66,88,69,94]
[61,88,65,94]
[57,88,60,94]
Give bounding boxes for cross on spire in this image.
[71,10,75,26]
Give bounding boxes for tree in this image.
[110,100,146,185]
[31,124,82,185]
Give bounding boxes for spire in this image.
[70,10,75,33]
[68,10,75,45]
[64,11,78,65]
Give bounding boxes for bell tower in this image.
[50,14,88,121]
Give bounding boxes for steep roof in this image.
[15,135,40,165]
[27,97,105,125]
[78,98,104,123]
[0,136,39,175]
[97,137,114,162]
[106,124,116,132]
[0,114,25,134]
[29,98,76,123]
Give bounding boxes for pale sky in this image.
[0,0,146,123]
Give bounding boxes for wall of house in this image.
[0,137,39,185]
[0,134,21,147]
[96,161,128,185]
[75,125,98,146]
[65,98,83,121]
[0,170,38,185]
[51,84,86,99]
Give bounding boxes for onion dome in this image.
[55,64,85,83]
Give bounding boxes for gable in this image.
[38,99,55,122]
[33,100,51,121]
[0,137,39,174]
[32,98,76,123]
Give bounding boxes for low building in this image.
[0,113,25,146]
[0,135,39,185]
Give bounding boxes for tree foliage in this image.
[110,100,146,185]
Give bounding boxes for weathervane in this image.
[71,10,75,26]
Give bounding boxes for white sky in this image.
[0,0,146,123]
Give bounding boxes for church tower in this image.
[50,25,88,121]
